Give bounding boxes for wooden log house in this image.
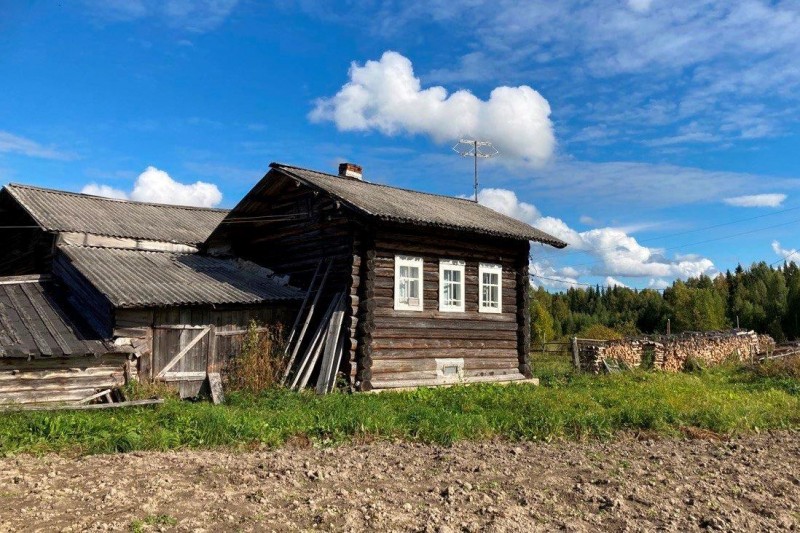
[206,163,567,391]
[0,185,302,402]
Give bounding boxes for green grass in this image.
[1,365,798,456]
[129,514,177,532]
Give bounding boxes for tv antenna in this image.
[453,138,499,202]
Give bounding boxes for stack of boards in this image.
[282,260,347,394]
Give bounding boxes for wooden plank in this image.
[315,296,346,394]
[294,293,342,390]
[283,260,332,383]
[285,259,322,350]
[156,326,210,378]
[0,275,50,285]
[0,399,164,412]
[162,371,207,381]
[3,285,53,356]
[76,388,112,404]
[208,372,224,404]
[20,283,73,355]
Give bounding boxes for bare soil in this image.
[1,431,799,532]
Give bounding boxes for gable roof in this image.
[58,246,304,308]
[268,163,567,247]
[0,277,116,358]
[3,184,228,246]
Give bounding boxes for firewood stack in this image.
[577,330,769,374]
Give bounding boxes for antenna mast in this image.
[453,138,499,202]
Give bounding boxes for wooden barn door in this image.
[152,310,217,397]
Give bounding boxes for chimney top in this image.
[338,162,363,180]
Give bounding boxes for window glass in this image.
[479,263,502,313]
[395,256,423,310]
[440,260,465,312]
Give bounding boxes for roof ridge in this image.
[270,163,479,205]
[6,183,230,213]
[59,243,193,256]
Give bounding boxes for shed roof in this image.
[0,277,115,358]
[59,246,304,308]
[268,163,567,247]
[3,184,228,246]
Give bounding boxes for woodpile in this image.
[578,330,770,374]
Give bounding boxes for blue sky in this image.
[2,1,800,290]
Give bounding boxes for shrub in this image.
[577,324,624,341]
[225,321,286,394]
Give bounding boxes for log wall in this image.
[206,173,359,386]
[0,354,128,404]
[363,225,530,390]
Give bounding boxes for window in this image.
[439,259,465,312]
[394,255,423,310]
[479,263,502,313]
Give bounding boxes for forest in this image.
[530,261,800,344]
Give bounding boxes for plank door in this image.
[153,309,215,398]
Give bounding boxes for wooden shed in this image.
[0,184,303,401]
[0,275,130,404]
[206,162,567,391]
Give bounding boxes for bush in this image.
[225,321,286,394]
[577,324,623,341]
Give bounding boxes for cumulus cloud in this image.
[478,187,715,284]
[0,130,76,160]
[723,193,787,208]
[81,183,128,200]
[772,241,799,263]
[605,276,629,288]
[81,166,223,207]
[310,51,555,166]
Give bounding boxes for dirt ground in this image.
[0,431,798,532]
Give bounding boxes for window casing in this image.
[439,259,465,312]
[479,263,502,313]
[394,255,423,311]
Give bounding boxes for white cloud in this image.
[81,166,223,207]
[83,0,238,32]
[0,131,75,160]
[605,276,628,288]
[579,215,597,226]
[310,51,555,166]
[479,187,715,283]
[772,240,799,263]
[648,278,670,290]
[81,183,128,200]
[723,193,787,208]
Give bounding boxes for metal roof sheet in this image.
[59,246,304,308]
[0,278,114,358]
[4,184,228,245]
[269,163,567,247]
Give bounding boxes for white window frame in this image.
[479,263,503,314]
[439,259,466,312]
[394,255,424,311]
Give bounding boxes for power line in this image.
[553,216,800,271]
[530,273,667,292]
[534,202,800,261]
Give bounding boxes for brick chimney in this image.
[338,162,363,180]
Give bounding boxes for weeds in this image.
[225,321,286,394]
[129,514,177,532]
[0,365,798,456]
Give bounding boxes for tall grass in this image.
[0,365,798,456]
[224,322,286,394]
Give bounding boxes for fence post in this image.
[571,336,580,371]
